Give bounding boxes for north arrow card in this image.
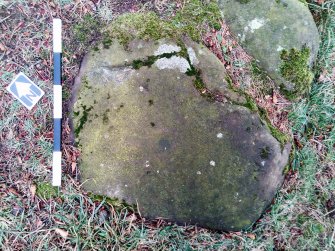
[7,72,45,110]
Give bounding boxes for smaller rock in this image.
[218,0,320,97]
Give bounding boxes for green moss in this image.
[75,105,93,137]
[106,12,179,47]
[194,78,206,90]
[83,78,92,90]
[102,36,113,49]
[132,55,160,69]
[259,107,290,149]
[260,146,271,159]
[283,164,290,174]
[36,182,58,199]
[88,193,134,210]
[172,0,222,41]
[102,110,109,125]
[74,14,100,46]
[185,60,214,100]
[238,0,251,3]
[132,53,178,70]
[62,86,71,100]
[280,47,314,99]
[244,95,258,112]
[268,124,285,144]
[275,0,288,7]
[104,0,221,47]
[298,0,308,5]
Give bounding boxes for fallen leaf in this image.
[17,156,22,164]
[272,94,278,104]
[71,162,76,173]
[246,233,256,240]
[54,220,65,225]
[8,187,20,196]
[126,214,137,223]
[30,184,36,198]
[55,228,69,238]
[36,218,43,228]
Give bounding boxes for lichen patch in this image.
[154,44,181,56]
[154,56,191,73]
[244,18,266,33]
[187,47,199,65]
[277,45,284,52]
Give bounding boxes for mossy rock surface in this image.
[72,35,290,231]
[218,0,320,96]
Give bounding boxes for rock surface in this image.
[218,0,320,92]
[72,38,290,231]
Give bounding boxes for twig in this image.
[330,224,335,248]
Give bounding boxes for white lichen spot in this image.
[187,47,199,65]
[145,160,150,167]
[104,134,110,139]
[196,171,202,175]
[154,44,181,56]
[210,160,216,167]
[245,18,266,33]
[239,199,242,202]
[241,33,246,42]
[277,45,284,52]
[198,49,204,55]
[155,56,191,73]
[157,170,160,174]
[261,161,266,166]
[283,25,288,30]
[139,86,144,92]
[100,163,104,167]
[125,184,128,187]
[217,133,224,139]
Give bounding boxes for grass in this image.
[0,0,334,250]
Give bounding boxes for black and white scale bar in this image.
[53,19,62,186]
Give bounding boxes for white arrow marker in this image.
[16,81,32,96]
[6,72,45,110]
[15,81,38,102]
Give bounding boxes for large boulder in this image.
[72,36,290,231]
[218,0,320,96]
